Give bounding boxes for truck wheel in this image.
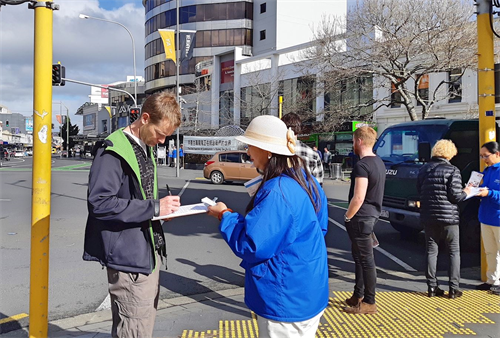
[210,171,224,184]
[390,222,421,240]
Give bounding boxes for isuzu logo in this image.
[386,169,398,175]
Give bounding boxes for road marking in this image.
[328,201,390,223]
[0,199,11,202]
[179,180,190,196]
[328,216,417,272]
[0,313,28,325]
[96,294,111,311]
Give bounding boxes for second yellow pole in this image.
[476,0,497,282]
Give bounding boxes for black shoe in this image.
[428,286,445,297]
[449,289,463,299]
[491,285,500,293]
[476,283,492,291]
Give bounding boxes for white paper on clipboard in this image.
[152,197,218,220]
[152,203,208,220]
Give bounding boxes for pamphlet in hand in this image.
[465,171,484,200]
[152,197,217,220]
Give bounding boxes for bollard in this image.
[332,163,342,180]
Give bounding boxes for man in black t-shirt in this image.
[343,126,386,315]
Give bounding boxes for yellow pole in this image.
[279,95,283,119]
[477,0,497,282]
[29,2,54,337]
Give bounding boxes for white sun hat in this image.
[235,115,296,156]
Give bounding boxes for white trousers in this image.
[481,223,500,286]
[257,310,324,338]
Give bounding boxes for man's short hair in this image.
[353,126,377,147]
[141,91,181,129]
[431,139,457,160]
[281,113,302,135]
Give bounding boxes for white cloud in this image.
[0,0,145,130]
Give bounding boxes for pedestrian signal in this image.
[130,107,141,122]
[52,64,66,86]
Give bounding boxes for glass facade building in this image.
[144,0,253,94]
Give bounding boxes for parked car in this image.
[14,150,25,157]
[203,150,259,184]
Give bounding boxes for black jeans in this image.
[424,223,460,290]
[346,216,378,304]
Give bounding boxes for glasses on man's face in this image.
[480,153,492,159]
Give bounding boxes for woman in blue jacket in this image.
[207,115,329,338]
[476,141,500,293]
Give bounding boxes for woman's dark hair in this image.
[481,141,499,154]
[245,154,321,214]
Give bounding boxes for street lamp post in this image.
[79,14,137,107]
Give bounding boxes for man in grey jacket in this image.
[84,91,181,337]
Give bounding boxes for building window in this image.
[260,30,266,40]
[448,68,462,103]
[145,2,254,36]
[391,81,402,108]
[416,74,429,106]
[260,3,266,13]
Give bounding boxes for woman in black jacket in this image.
[417,139,471,299]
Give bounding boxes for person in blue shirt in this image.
[172,146,177,167]
[475,141,500,294]
[168,146,174,167]
[179,144,185,169]
[207,115,329,338]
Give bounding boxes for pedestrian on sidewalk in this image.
[83,91,182,338]
[313,145,323,162]
[179,143,185,169]
[172,145,177,168]
[474,141,500,293]
[282,113,324,186]
[417,139,470,299]
[168,146,175,167]
[207,115,329,338]
[344,126,385,315]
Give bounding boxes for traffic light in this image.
[130,107,141,122]
[52,64,66,86]
[5,120,9,128]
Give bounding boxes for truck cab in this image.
[373,119,499,251]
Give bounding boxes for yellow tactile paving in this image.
[179,291,500,338]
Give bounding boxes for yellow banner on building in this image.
[104,106,112,118]
[159,29,176,64]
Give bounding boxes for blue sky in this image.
[0,0,145,130]
[99,0,140,11]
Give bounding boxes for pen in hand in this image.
[166,184,172,196]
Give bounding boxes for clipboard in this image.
[151,197,217,220]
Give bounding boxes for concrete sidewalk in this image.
[2,267,499,338]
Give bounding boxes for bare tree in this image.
[308,0,476,121]
[238,60,319,129]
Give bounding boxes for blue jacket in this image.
[479,162,500,226]
[83,129,160,274]
[219,173,329,322]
